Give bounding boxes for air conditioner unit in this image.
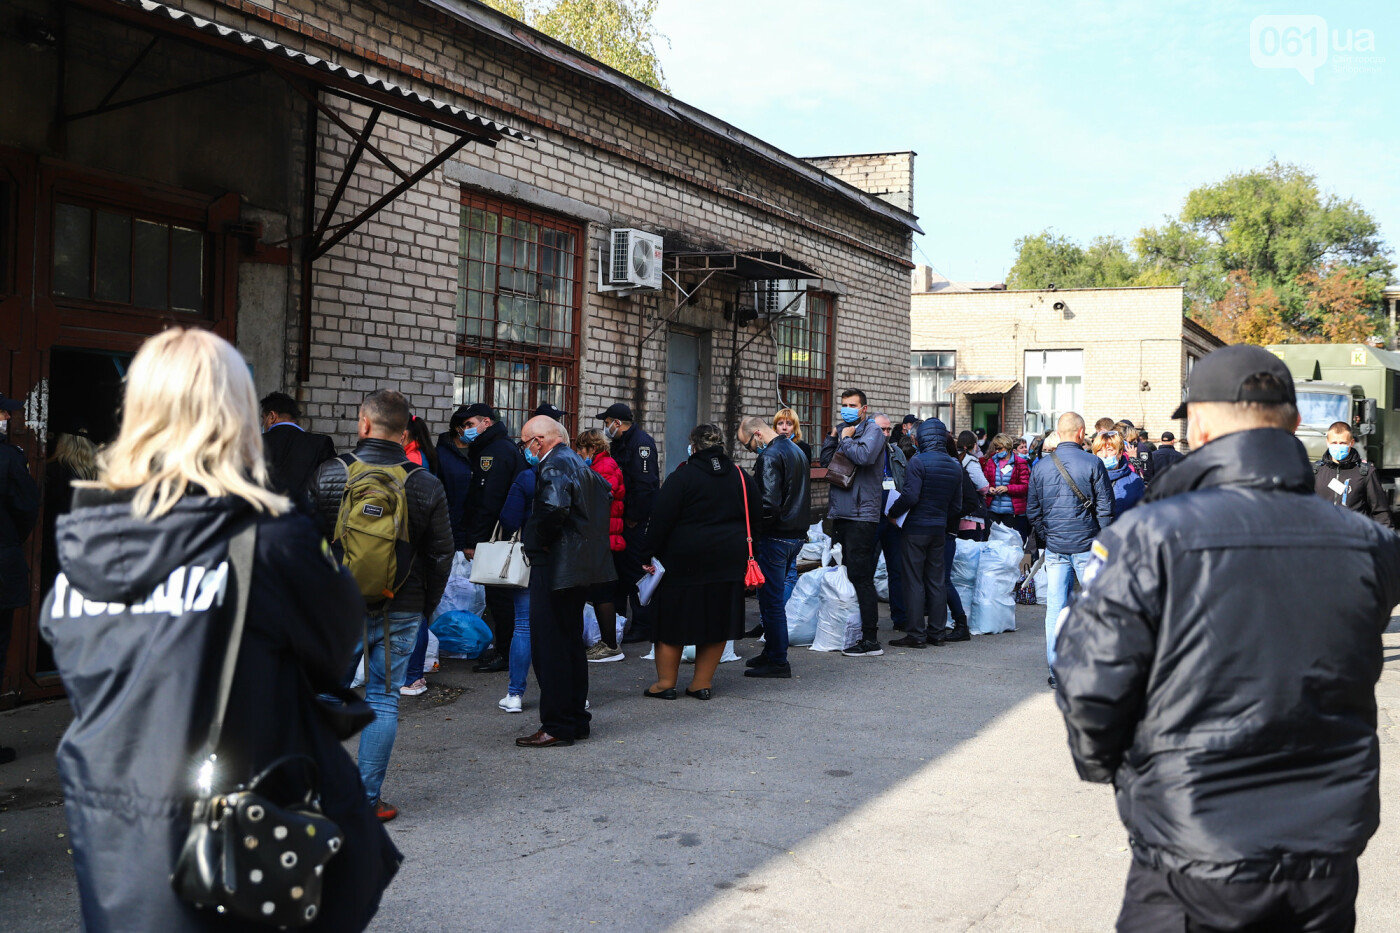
[608,228,664,290]
[750,279,809,319]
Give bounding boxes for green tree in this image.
[1006,232,1165,290]
[481,0,669,90]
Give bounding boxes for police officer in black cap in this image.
[598,403,658,643]
[460,402,525,672]
[0,393,38,765]
[1054,345,1400,931]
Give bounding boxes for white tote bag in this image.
[469,524,531,588]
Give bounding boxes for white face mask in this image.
[604,423,618,440]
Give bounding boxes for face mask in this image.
[583,456,593,465]
[1100,455,1119,470]
[604,423,618,440]
[840,406,860,424]
[753,441,767,453]
[1328,444,1351,461]
[687,444,694,457]
[523,447,540,466]
[463,427,479,442]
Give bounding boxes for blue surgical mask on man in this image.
[1328,443,1351,462]
[523,447,540,466]
[840,406,860,424]
[463,427,479,442]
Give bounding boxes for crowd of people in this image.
[7,329,1400,930]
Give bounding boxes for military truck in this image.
[1268,343,1400,508]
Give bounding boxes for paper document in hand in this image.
[638,558,665,606]
[884,490,906,528]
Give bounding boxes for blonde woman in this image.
[40,429,99,590]
[773,407,812,463]
[40,328,398,932]
[1091,430,1146,521]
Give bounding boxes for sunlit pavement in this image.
[4,604,1400,932]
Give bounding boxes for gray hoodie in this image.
[819,417,887,522]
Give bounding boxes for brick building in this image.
[909,268,1223,439]
[0,0,918,700]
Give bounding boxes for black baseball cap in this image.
[901,414,920,425]
[1171,345,1295,419]
[459,403,498,421]
[0,393,22,413]
[1160,431,1175,442]
[597,403,633,422]
[534,403,565,421]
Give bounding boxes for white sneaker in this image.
[498,694,523,713]
[585,699,591,711]
[399,678,428,697]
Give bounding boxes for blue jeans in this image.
[879,519,906,627]
[403,615,429,685]
[755,536,804,666]
[944,534,965,626]
[783,557,800,603]
[1044,550,1093,670]
[507,587,532,697]
[352,611,420,804]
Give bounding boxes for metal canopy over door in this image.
[665,330,701,474]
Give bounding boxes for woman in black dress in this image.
[640,423,759,700]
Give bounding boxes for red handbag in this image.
[738,469,766,589]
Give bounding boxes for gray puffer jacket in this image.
[819,418,886,522]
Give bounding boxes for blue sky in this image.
[653,0,1400,283]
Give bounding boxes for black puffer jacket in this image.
[886,419,963,534]
[523,445,616,591]
[753,434,810,538]
[41,491,399,931]
[312,438,453,615]
[1054,428,1400,882]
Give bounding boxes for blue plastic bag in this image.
[429,611,492,658]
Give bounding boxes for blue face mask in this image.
[1328,444,1351,461]
[753,441,767,454]
[1100,455,1119,470]
[463,427,479,442]
[523,447,540,466]
[840,406,860,424]
[583,456,593,465]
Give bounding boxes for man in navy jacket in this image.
[885,418,963,648]
[1025,411,1112,684]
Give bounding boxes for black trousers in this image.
[1117,860,1358,933]
[900,530,946,639]
[831,519,880,641]
[613,523,653,640]
[483,584,514,659]
[529,572,590,740]
[0,607,12,687]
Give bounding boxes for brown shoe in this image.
[372,798,398,822]
[515,729,574,748]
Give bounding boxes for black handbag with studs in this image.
[170,523,343,927]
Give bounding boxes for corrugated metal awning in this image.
[91,0,534,143]
[945,379,1018,395]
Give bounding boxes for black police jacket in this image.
[609,425,659,523]
[464,421,524,546]
[1054,428,1400,882]
[753,434,810,539]
[41,491,399,931]
[0,442,39,609]
[523,445,617,591]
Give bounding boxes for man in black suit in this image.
[260,392,336,501]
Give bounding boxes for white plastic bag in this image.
[947,539,984,626]
[785,568,827,647]
[582,604,627,647]
[844,608,863,647]
[680,641,742,663]
[811,563,857,652]
[969,524,1020,634]
[432,552,486,621]
[350,654,366,688]
[874,552,889,602]
[425,630,440,673]
[798,521,831,562]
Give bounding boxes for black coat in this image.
[887,419,963,534]
[641,447,760,586]
[41,491,399,931]
[523,445,616,591]
[1147,445,1184,483]
[0,443,39,609]
[262,423,336,500]
[1054,428,1400,882]
[1315,448,1392,527]
[435,432,473,549]
[464,422,524,547]
[753,435,810,539]
[609,425,659,523]
[312,438,453,615]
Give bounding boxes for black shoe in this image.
[1047,674,1057,689]
[743,624,764,640]
[621,630,652,645]
[744,662,792,678]
[946,625,971,643]
[685,687,713,701]
[887,635,926,649]
[643,686,678,699]
[745,653,771,668]
[841,639,885,657]
[473,655,508,673]
[0,746,15,765]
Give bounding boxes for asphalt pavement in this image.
[5,602,1400,932]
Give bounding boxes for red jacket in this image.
[591,451,627,552]
[982,453,1031,515]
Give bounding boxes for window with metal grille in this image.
[456,193,582,432]
[776,292,834,437]
[50,201,205,314]
[910,351,955,425]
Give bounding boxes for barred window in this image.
[776,292,834,437]
[456,193,581,432]
[910,351,955,424]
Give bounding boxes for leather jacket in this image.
[312,437,454,614]
[754,434,810,539]
[523,445,617,591]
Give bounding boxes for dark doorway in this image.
[971,399,1002,439]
